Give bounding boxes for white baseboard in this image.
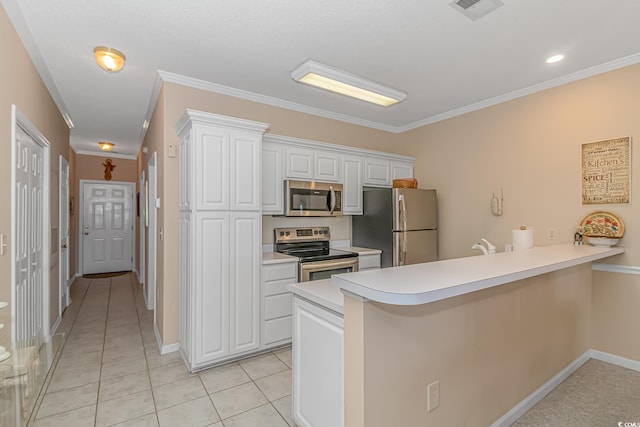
[50,315,61,335]
[491,349,640,426]
[490,351,591,427]
[589,349,640,372]
[153,322,179,355]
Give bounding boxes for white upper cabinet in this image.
[314,151,341,182]
[176,110,269,212]
[391,162,414,180]
[285,146,314,180]
[262,142,284,215]
[285,146,341,182]
[364,158,391,187]
[342,155,363,215]
[262,134,415,214]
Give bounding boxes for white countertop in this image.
[262,252,298,265]
[332,244,624,306]
[287,279,344,315]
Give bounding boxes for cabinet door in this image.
[286,147,314,180]
[363,158,391,187]
[195,212,230,366]
[391,161,414,180]
[342,156,363,215]
[196,125,229,210]
[293,297,344,427]
[262,142,284,214]
[178,134,192,211]
[229,212,261,355]
[230,131,261,211]
[314,151,340,182]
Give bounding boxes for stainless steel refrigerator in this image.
[352,187,437,268]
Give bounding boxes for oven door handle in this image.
[302,258,357,270]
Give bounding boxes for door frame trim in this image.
[59,155,70,313]
[79,179,136,276]
[10,105,51,342]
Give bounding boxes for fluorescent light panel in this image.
[291,60,407,107]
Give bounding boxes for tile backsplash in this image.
[262,215,351,245]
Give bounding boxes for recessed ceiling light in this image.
[546,54,565,64]
[291,60,407,107]
[94,46,126,72]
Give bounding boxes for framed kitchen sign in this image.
[582,137,631,205]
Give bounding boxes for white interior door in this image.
[12,105,50,345]
[139,171,145,287]
[81,181,134,275]
[146,153,157,311]
[59,156,70,310]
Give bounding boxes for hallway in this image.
[31,273,294,426]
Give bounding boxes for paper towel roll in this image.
[512,228,534,251]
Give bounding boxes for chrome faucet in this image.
[472,238,496,255]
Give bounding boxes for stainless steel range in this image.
[274,227,358,282]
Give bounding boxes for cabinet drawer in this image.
[264,316,292,345]
[265,293,293,320]
[358,254,380,270]
[265,278,297,297]
[263,263,297,282]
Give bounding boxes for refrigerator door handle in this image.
[399,195,408,231]
[399,232,407,265]
[329,186,336,215]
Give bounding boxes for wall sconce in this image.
[94,46,126,72]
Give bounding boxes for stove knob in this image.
[314,230,318,235]
[279,231,284,236]
[324,230,329,235]
[285,231,290,236]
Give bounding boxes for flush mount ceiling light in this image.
[546,54,565,64]
[290,60,407,107]
[94,46,126,72]
[99,141,115,151]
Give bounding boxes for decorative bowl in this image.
[586,237,620,247]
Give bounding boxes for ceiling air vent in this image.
[450,0,504,21]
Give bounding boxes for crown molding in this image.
[398,52,640,132]
[1,0,74,129]
[157,70,398,133]
[74,149,138,160]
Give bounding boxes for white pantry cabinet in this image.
[262,134,415,214]
[293,296,344,427]
[176,110,269,371]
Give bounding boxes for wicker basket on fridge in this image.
[393,178,418,189]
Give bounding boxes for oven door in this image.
[299,257,359,282]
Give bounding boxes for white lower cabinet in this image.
[358,253,381,271]
[262,262,297,347]
[181,211,261,371]
[292,297,344,427]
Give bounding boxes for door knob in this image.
[61,244,68,249]
[84,231,89,236]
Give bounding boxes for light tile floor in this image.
[30,273,295,427]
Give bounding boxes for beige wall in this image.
[397,64,640,361]
[75,154,138,184]
[345,265,592,427]
[0,4,69,344]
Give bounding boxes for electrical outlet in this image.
[548,228,556,240]
[427,380,440,412]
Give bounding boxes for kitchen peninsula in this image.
[289,244,624,427]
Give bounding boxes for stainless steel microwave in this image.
[285,180,343,217]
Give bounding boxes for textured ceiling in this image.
[3,0,640,158]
